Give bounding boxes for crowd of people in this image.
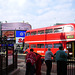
[25,46,68,75]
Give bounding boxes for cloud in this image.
[0,0,75,29]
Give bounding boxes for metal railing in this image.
[51,58,75,75]
[0,52,17,75]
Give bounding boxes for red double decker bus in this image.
[24,23,75,58]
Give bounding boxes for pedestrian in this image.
[45,48,54,75]
[56,46,67,75]
[35,53,42,75]
[25,48,36,75]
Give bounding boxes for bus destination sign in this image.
[67,35,74,39]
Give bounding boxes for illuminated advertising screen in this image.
[16,37,24,44]
[16,31,26,37]
[2,31,15,37]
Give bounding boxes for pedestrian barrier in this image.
[0,52,17,75]
[51,58,75,75]
[0,55,2,75]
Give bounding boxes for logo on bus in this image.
[37,51,44,53]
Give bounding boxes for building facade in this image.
[0,22,32,50]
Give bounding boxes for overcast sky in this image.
[0,0,75,29]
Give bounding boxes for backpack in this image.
[26,53,36,65]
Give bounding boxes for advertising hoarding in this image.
[16,31,26,37]
[2,31,15,37]
[16,37,24,44]
[16,31,26,44]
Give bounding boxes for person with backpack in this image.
[25,48,36,75]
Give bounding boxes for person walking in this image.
[56,46,67,75]
[35,53,42,75]
[25,48,36,75]
[45,48,54,75]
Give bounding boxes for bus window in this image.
[54,28,63,33]
[38,30,44,35]
[26,32,30,36]
[24,43,29,50]
[31,31,36,35]
[37,44,44,48]
[64,26,73,32]
[67,43,72,52]
[31,44,36,48]
[45,44,52,48]
[45,29,53,34]
[54,43,62,48]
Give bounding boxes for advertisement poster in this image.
[8,50,13,65]
[16,31,26,44]
[16,37,24,44]
[16,31,26,37]
[2,31,15,37]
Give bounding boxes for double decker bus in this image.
[24,23,75,58]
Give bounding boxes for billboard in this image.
[16,31,26,44]
[2,31,15,37]
[16,31,26,37]
[16,37,24,44]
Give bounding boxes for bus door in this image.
[66,42,75,57]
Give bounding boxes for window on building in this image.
[54,43,62,48]
[37,44,44,48]
[38,30,44,35]
[31,44,36,48]
[45,44,52,48]
[31,31,36,35]
[45,29,53,34]
[54,28,63,33]
[26,32,30,36]
[64,26,73,32]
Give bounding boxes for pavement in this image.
[12,59,57,75]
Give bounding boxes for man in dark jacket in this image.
[56,46,67,75]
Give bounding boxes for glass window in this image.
[54,28,63,33]
[31,44,36,48]
[67,43,71,48]
[45,44,52,48]
[38,30,44,35]
[31,31,36,35]
[54,43,62,48]
[37,44,44,48]
[45,29,53,34]
[24,43,29,50]
[64,26,73,32]
[26,32,30,36]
